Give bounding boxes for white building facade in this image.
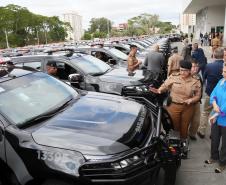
[183,0,226,46]
[180,14,196,34]
[62,11,83,41]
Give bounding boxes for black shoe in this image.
[189,135,197,141]
[197,131,205,139]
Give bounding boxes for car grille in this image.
[79,144,158,183]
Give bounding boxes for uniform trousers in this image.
[189,102,200,137]
[166,103,194,139]
[211,123,226,166]
[198,95,212,136]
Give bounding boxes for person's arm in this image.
[160,54,165,70]
[203,65,208,83]
[181,47,186,59]
[143,55,148,67]
[210,80,221,113]
[167,57,173,76]
[150,76,174,94]
[184,80,202,104]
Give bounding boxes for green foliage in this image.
[82,32,92,40]
[87,13,174,37]
[156,21,174,34]
[92,31,107,38]
[89,17,111,38]
[0,4,70,48]
[127,13,159,35]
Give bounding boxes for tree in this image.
[127,13,159,36]
[82,32,92,40]
[89,17,111,37]
[0,4,71,48]
[156,21,174,34]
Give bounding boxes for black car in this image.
[74,47,129,67]
[11,53,163,102]
[0,65,182,185]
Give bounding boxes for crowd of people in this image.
[127,34,226,173]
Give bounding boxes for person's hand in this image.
[149,87,160,94]
[213,103,220,113]
[138,60,142,65]
[209,115,217,125]
[184,99,193,105]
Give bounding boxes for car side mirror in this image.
[107,59,116,65]
[68,73,83,83]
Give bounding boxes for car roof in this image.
[11,51,88,63]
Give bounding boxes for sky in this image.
[0,0,183,29]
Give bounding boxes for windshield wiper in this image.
[18,98,75,128]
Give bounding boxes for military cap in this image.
[46,60,57,68]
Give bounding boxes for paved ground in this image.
[172,41,226,185]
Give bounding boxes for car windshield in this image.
[70,54,111,75]
[107,48,128,60]
[0,72,78,126]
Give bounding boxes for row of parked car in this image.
[0,36,183,185]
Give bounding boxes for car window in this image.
[0,72,78,126]
[15,62,42,70]
[46,61,78,80]
[70,55,111,75]
[107,48,128,60]
[91,51,110,62]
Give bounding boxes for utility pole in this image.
[107,20,110,39]
[36,30,40,45]
[45,30,47,45]
[5,29,9,48]
[44,23,48,45]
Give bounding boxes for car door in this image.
[0,119,6,163]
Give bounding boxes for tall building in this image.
[62,11,83,41]
[180,14,196,34]
[183,0,226,45]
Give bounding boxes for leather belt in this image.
[172,101,184,105]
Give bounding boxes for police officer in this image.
[46,60,58,77]
[167,47,183,76]
[150,60,201,139]
[189,59,203,140]
[127,45,141,75]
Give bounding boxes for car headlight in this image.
[125,85,148,92]
[37,149,85,176]
[85,154,141,170]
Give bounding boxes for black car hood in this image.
[99,67,144,85]
[32,92,143,155]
